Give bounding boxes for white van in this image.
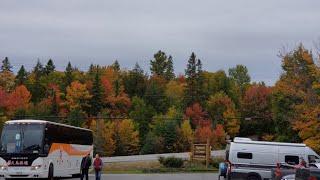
[225,137,320,180]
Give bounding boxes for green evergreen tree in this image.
[150,50,174,79]
[65,62,73,88]
[16,65,28,85]
[88,63,96,77]
[165,56,175,80]
[67,108,86,127]
[184,52,204,106]
[112,60,120,71]
[89,69,104,116]
[31,60,45,103]
[228,65,251,95]
[129,96,155,143]
[45,59,56,75]
[51,91,59,116]
[1,57,12,72]
[144,77,168,114]
[123,63,147,97]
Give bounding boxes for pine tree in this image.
[165,56,175,81]
[123,63,147,97]
[65,62,73,88]
[89,69,104,116]
[184,52,203,106]
[1,57,12,72]
[34,60,45,77]
[88,63,95,76]
[31,60,45,103]
[112,60,120,71]
[16,65,28,85]
[150,51,168,77]
[45,59,55,75]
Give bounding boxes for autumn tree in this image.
[165,80,185,108]
[206,92,239,137]
[66,81,92,113]
[185,103,210,129]
[272,44,318,142]
[175,120,193,152]
[241,84,273,137]
[0,69,15,91]
[114,119,140,155]
[211,124,226,149]
[7,85,31,117]
[89,119,116,156]
[0,87,8,112]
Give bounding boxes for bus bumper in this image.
[0,167,48,178]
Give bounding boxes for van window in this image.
[237,152,252,159]
[285,155,299,165]
[308,155,319,163]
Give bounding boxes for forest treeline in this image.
[0,44,320,156]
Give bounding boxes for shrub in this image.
[158,156,184,168]
[209,157,224,168]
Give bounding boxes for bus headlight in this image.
[31,165,42,170]
[0,165,8,171]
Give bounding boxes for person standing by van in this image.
[93,154,103,180]
[81,153,92,180]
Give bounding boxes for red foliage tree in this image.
[185,103,211,128]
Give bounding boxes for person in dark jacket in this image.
[80,153,92,180]
[93,154,103,180]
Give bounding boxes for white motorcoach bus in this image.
[0,119,93,179]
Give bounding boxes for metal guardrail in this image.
[101,150,226,163]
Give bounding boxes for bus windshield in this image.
[0,123,44,154]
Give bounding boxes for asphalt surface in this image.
[64,173,220,180]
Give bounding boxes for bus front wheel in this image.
[48,164,54,180]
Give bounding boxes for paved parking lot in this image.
[65,173,219,180]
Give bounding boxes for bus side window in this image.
[285,155,299,165]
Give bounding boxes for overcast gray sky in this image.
[0,0,319,85]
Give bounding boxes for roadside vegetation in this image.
[1,43,320,155]
[102,157,222,174]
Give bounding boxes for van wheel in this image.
[48,164,54,180]
[247,175,261,180]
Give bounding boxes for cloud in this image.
[0,0,319,85]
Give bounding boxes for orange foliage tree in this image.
[66,81,92,112]
[6,85,31,116]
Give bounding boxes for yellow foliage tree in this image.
[175,120,194,152]
[66,81,92,111]
[114,119,140,155]
[89,119,116,156]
